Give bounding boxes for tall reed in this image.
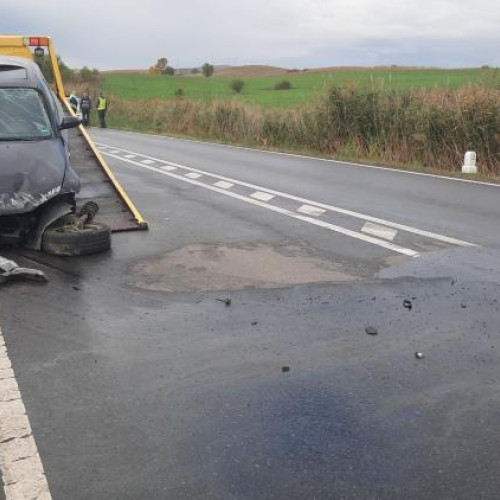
[104,85,500,174]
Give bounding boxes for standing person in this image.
[68,91,78,113]
[80,93,91,126]
[96,92,108,128]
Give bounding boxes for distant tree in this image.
[163,66,175,76]
[58,58,74,81]
[230,79,245,94]
[79,66,93,79]
[34,54,73,83]
[191,68,200,74]
[155,57,168,71]
[202,63,214,78]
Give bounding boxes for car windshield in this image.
[0,88,53,141]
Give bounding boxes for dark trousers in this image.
[98,109,107,128]
[82,109,90,126]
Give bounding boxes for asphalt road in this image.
[1,128,500,499]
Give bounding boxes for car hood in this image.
[0,139,77,214]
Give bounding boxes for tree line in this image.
[150,57,215,77]
[35,55,101,84]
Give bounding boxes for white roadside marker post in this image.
[462,151,478,174]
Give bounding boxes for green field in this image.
[103,67,500,108]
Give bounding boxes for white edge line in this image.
[0,328,52,500]
[102,151,419,257]
[92,130,500,188]
[97,141,477,248]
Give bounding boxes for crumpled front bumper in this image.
[0,195,74,249]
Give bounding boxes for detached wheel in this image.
[42,222,111,256]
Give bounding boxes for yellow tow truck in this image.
[0,36,147,255]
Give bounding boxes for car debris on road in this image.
[403,299,413,310]
[0,255,47,284]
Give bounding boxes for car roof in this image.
[0,55,46,89]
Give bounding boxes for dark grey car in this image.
[0,56,82,246]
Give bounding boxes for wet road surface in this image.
[1,129,500,499]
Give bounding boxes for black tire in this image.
[42,222,111,256]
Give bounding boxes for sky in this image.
[2,0,499,70]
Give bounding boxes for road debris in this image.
[365,326,379,336]
[415,352,424,359]
[216,298,232,306]
[251,321,258,326]
[403,299,413,310]
[0,255,48,284]
[281,366,290,373]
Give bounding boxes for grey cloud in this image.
[1,0,499,69]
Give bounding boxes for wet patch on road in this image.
[130,241,360,292]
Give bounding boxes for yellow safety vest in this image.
[97,97,107,111]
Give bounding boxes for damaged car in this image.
[0,56,110,255]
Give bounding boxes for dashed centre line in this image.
[214,181,234,189]
[362,222,398,241]
[185,172,202,179]
[251,191,275,202]
[96,142,479,256]
[95,141,474,250]
[297,204,327,217]
[99,149,420,257]
[124,154,136,159]
[0,327,52,500]
[141,159,155,165]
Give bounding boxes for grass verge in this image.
[93,84,500,177]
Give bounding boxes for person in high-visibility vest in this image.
[97,93,108,128]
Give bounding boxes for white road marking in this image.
[96,141,476,249]
[213,181,234,189]
[141,159,155,165]
[94,129,500,188]
[251,191,275,202]
[124,154,136,159]
[186,172,202,179]
[297,204,326,217]
[361,222,398,241]
[102,151,419,257]
[108,149,120,154]
[160,165,177,171]
[0,328,52,500]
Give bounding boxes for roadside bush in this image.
[202,63,214,78]
[274,80,293,90]
[230,79,245,94]
[174,88,185,98]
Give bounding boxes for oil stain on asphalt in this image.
[130,241,359,292]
